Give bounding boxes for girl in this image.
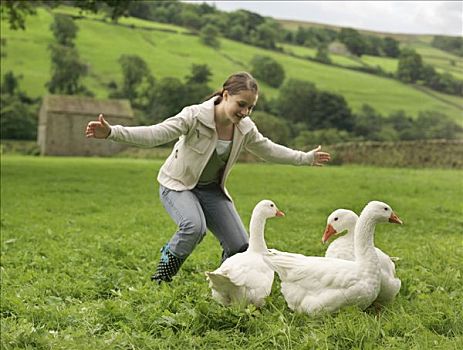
[85,72,330,283]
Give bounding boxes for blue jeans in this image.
[159,183,249,261]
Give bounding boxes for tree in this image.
[315,45,331,64]
[127,1,153,20]
[183,64,213,105]
[276,79,317,124]
[1,71,20,95]
[251,111,291,145]
[200,24,220,49]
[397,49,423,83]
[363,35,382,56]
[428,72,463,96]
[251,55,285,88]
[117,54,155,106]
[0,0,36,30]
[185,64,212,85]
[252,92,277,115]
[421,64,437,84]
[352,104,384,140]
[227,9,265,37]
[202,13,227,33]
[382,37,400,57]
[228,25,245,41]
[431,35,463,57]
[0,94,37,139]
[1,38,7,58]
[250,21,278,49]
[338,28,366,56]
[46,43,90,95]
[50,14,78,47]
[148,1,182,24]
[46,14,91,95]
[72,0,132,21]
[148,77,187,123]
[282,29,293,43]
[415,111,463,139]
[310,91,354,131]
[276,79,354,132]
[386,110,417,140]
[180,9,202,30]
[295,27,307,45]
[1,0,132,30]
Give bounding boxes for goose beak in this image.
[389,212,403,224]
[322,224,337,244]
[276,210,285,217]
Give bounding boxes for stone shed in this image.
[38,95,134,156]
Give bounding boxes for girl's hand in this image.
[85,114,111,139]
[309,145,331,166]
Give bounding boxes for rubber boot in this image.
[151,244,185,283]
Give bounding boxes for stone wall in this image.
[239,139,463,169]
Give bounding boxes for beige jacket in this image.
[108,97,315,199]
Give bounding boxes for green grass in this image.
[1,7,462,123]
[277,43,365,68]
[408,43,463,80]
[54,6,191,34]
[219,40,463,120]
[278,21,462,80]
[0,8,54,97]
[361,55,398,73]
[278,42,400,74]
[1,156,463,349]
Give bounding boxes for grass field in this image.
[278,20,462,80]
[1,156,462,349]
[1,7,462,121]
[276,43,365,68]
[409,43,463,80]
[278,43,399,74]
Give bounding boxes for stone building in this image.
[328,41,350,55]
[38,95,134,156]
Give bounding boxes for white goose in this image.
[264,201,402,315]
[322,209,358,260]
[322,209,401,305]
[205,200,284,307]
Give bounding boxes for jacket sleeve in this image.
[107,106,196,148]
[244,124,314,165]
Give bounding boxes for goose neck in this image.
[353,215,377,263]
[249,214,268,253]
[344,223,356,241]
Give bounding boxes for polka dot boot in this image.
[151,244,185,283]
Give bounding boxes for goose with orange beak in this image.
[206,200,284,307]
[265,201,403,315]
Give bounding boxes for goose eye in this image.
[334,217,338,221]
[270,204,274,207]
[384,207,389,211]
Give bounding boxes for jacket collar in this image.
[197,97,217,129]
[197,96,253,135]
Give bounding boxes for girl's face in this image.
[223,90,258,124]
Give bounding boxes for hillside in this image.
[277,19,463,80]
[1,6,462,123]
[278,18,445,42]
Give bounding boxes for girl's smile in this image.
[224,90,258,124]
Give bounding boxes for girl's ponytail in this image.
[205,88,225,104]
